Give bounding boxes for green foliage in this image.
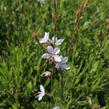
[0,0,109,109]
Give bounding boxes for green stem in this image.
[61,71,64,103]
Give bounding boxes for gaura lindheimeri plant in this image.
[37,32,70,101]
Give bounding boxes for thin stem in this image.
[74,0,91,41]
[60,71,64,103]
[52,0,57,45]
[45,93,53,97]
[68,0,91,55]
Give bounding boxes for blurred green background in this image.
[0,0,109,109]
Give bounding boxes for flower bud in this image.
[43,71,52,77]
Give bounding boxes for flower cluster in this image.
[40,32,70,70]
[36,32,70,101]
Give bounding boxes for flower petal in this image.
[40,85,45,93]
[54,48,60,54]
[39,32,49,43]
[55,63,60,69]
[53,106,60,109]
[62,64,70,70]
[37,93,43,101]
[43,71,52,76]
[52,37,57,43]
[61,57,68,63]
[47,46,54,53]
[53,55,61,62]
[38,0,45,4]
[55,39,64,46]
[42,53,50,59]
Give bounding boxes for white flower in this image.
[39,32,49,43]
[53,106,60,109]
[55,56,70,70]
[42,46,61,62]
[38,0,45,4]
[37,85,45,101]
[49,37,64,46]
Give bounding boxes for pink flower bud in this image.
[43,71,52,77]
